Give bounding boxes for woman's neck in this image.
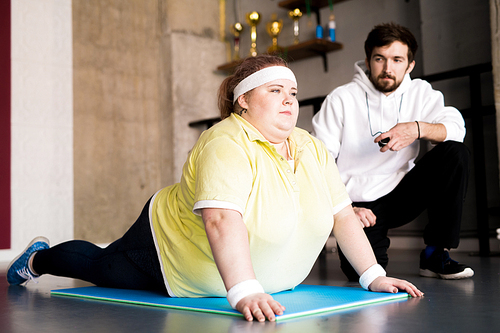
[271,140,291,160]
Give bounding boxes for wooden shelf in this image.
[217,0,347,74]
[217,59,243,73]
[278,0,348,11]
[283,38,342,61]
[278,0,349,25]
[217,39,342,73]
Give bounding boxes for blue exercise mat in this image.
[51,284,409,321]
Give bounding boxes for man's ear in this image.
[237,94,249,109]
[406,60,415,75]
[365,58,370,71]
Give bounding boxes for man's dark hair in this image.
[364,22,418,63]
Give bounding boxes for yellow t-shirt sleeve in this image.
[193,138,253,214]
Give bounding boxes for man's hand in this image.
[374,122,419,152]
[353,207,377,228]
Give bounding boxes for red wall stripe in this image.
[0,0,11,249]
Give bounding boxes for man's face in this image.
[365,41,415,95]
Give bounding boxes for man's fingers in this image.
[360,216,376,227]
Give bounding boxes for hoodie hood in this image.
[312,60,466,202]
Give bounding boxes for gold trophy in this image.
[230,22,244,60]
[288,8,302,45]
[266,14,284,54]
[246,11,261,57]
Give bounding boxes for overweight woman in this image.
[8,55,423,322]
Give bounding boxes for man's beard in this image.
[369,72,402,93]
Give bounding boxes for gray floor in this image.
[0,248,499,333]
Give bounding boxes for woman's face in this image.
[238,78,298,143]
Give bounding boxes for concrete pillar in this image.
[73,0,225,242]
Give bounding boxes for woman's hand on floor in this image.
[236,293,286,322]
[369,276,424,297]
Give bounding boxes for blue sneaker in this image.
[419,249,474,280]
[7,236,50,285]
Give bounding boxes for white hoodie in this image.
[312,60,466,202]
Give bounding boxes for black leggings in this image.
[33,198,167,292]
[338,141,470,280]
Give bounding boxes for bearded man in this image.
[313,22,474,281]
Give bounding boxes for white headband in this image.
[233,66,297,103]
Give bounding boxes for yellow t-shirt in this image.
[150,113,351,297]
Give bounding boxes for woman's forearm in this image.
[332,205,378,276]
[201,208,256,290]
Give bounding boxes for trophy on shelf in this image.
[266,14,284,54]
[230,22,244,60]
[288,8,302,45]
[246,11,261,57]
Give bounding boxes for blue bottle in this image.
[328,14,336,42]
[316,25,323,39]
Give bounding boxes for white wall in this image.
[1,0,73,261]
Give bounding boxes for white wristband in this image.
[359,264,386,290]
[226,279,265,309]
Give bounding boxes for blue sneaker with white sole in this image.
[419,249,474,280]
[7,236,50,285]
